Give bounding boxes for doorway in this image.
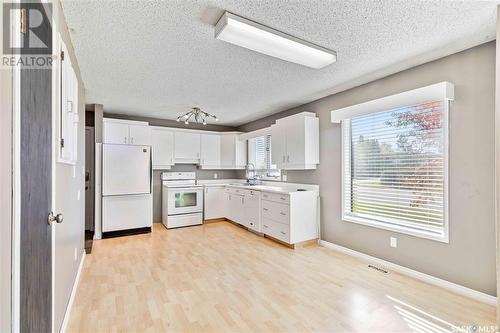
[85,124,95,253]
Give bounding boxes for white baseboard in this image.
[59,251,86,333]
[319,240,496,306]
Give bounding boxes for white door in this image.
[220,135,235,167]
[204,186,225,219]
[224,192,234,221]
[200,134,220,167]
[129,124,151,145]
[103,121,129,144]
[151,127,174,168]
[102,144,151,195]
[102,195,152,232]
[174,132,200,161]
[245,191,261,232]
[271,123,286,168]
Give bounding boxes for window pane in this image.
[344,100,445,237]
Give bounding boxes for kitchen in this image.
[97,112,321,248]
[7,1,498,332]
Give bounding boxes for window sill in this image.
[342,214,449,243]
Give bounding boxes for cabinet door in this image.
[220,135,235,167]
[285,117,305,167]
[234,195,245,225]
[234,136,247,168]
[244,191,261,232]
[271,124,286,168]
[129,124,151,145]
[224,192,234,221]
[204,186,225,219]
[103,121,129,144]
[151,128,174,169]
[200,134,221,167]
[174,132,201,160]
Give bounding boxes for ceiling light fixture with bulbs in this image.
[215,11,337,69]
[176,107,219,125]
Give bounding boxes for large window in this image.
[342,100,448,241]
[248,135,280,179]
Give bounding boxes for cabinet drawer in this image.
[261,200,289,224]
[261,191,290,204]
[262,218,290,243]
[226,187,244,195]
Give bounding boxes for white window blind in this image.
[342,100,448,241]
[249,135,280,178]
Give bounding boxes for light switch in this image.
[390,237,397,248]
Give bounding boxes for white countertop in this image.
[197,179,319,195]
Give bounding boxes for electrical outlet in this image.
[213,173,218,179]
[390,237,397,248]
[74,248,78,261]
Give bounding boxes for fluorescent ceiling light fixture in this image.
[215,12,337,69]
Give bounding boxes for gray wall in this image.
[238,41,497,296]
[153,166,238,222]
[103,113,237,132]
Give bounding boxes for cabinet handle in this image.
[205,188,208,193]
[250,222,253,226]
[282,155,285,163]
[280,231,286,235]
[263,194,268,198]
[287,155,290,163]
[280,197,286,201]
[197,152,200,158]
[263,224,268,228]
[263,208,268,211]
[124,137,127,143]
[280,212,286,216]
[229,195,231,200]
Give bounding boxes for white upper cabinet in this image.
[103,119,150,145]
[103,120,129,145]
[151,126,174,169]
[129,124,151,145]
[271,112,319,170]
[200,133,221,167]
[220,133,247,169]
[174,131,201,163]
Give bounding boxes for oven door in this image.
[167,186,203,215]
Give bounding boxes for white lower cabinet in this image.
[208,185,318,245]
[204,186,226,220]
[243,190,261,232]
[260,191,318,244]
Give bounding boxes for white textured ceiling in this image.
[61,0,498,126]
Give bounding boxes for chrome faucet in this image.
[245,163,256,185]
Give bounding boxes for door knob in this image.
[48,212,64,225]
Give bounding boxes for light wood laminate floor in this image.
[67,222,496,332]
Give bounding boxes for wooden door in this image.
[19,1,53,331]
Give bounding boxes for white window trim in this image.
[340,92,451,243]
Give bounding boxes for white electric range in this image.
[161,172,204,229]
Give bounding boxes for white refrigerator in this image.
[102,144,153,233]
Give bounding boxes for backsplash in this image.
[152,165,239,222]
